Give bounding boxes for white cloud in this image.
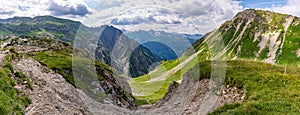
[84,0,242,34]
[110,8,184,25]
[267,0,300,17]
[49,0,91,16]
[0,1,18,16]
[0,0,243,34]
[0,0,92,21]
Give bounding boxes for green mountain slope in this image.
[0,16,81,42]
[192,9,300,65]
[134,60,300,114]
[129,9,300,108]
[206,60,300,114]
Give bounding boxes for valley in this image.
[129,9,300,113]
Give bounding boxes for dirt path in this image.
[144,49,203,83]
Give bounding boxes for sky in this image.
[0,0,298,34]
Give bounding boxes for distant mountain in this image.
[123,30,202,60]
[0,16,161,77]
[0,16,81,42]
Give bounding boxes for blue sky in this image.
[239,0,287,8]
[0,0,298,34]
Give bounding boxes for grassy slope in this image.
[131,44,210,105]
[135,59,300,113]
[35,50,75,85]
[0,65,31,115]
[32,46,112,101]
[207,60,300,114]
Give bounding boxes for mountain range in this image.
[0,16,163,78]
[124,30,202,60]
[0,9,299,114]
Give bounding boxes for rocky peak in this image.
[98,25,123,51]
[234,9,257,21]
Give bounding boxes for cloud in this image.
[49,0,91,16]
[84,0,242,34]
[0,0,92,20]
[110,8,184,25]
[267,0,300,17]
[0,1,18,17]
[0,0,243,34]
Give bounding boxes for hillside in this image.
[134,60,300,114]
[0,37,135,114]
[0,16,81,42]
[191,9,300,65]
[129,9,300,113]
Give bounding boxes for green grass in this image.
[35,50,75,85]
[32,47,117,101]
[277,17,300,66]
[0,68,31,115]
[0,62,31,114]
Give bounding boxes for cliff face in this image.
[95,26,161,78]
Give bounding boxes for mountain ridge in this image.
[0,15,162,78]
